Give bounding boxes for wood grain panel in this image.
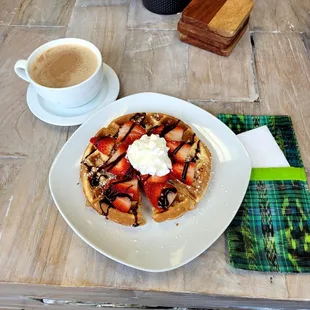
[0,27,66,157]
[1,283,310,309]
[186,29,257,101]
[66,5,128,75]
[41,225,185,290]
[11,0,75,27]
[120,30,187,98]
[250,0,310,32]
[0,0,21,26]
[0,158,25,240]
[0,122,68,283]
[127,0,180,30]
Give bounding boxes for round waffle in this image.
[80,112,212,226]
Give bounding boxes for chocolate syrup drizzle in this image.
[172,142,185,155]
[147,120,180,136]
[193,141,201,161]
[121,122,136,141]
[83,162,92,172]
[105,153,126,171]
[147,125,161,135]
[159,120,180,137]
[158,187,177,210]
[99,198,113,217]
[131,203,139,227]
[97,178,140,227]
[84,148,96,159]
[191,133,196,145]
[130,113,146,126]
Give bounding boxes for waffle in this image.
[80,112,212,226]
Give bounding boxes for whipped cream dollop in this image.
[126,134,172,176]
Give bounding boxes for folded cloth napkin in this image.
[218,114,310,272]
[237,126,290,168]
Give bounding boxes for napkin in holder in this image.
[219,114,310,273]
[237,125,290,168]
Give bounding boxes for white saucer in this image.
[26,63,120,126]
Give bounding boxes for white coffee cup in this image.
[14,38,103,109]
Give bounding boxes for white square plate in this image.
[49,93,251,272]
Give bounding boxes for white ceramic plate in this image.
[27,63,120,126]
[49,93,251,272]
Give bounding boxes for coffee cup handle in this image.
[14,60,30,82]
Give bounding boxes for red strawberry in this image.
[172,162,195,185]
[117,121,134,142]
[113,178,139,201]
[144,183,163,210]
[174,143,191,162]
[106,143,127,165]
[184,162,195,185]
[144,174,169,185]
[150,125,164,135]
[108,157,131,176]
[144,182,177,211]
[117,121,146,146]
[96,137,115,155]
[127,124,146,145]
[90,136,98,144]
[166,141,181,153]
[171,163,183,180]
[112,196,131,213]
[167,141,191,162]
[164,126,184,141]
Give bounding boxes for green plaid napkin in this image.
[218,114,310,272]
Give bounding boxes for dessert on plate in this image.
[80,112,212,226]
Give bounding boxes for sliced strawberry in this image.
[117,121,134,142]
[112,196,131,213]
[172,162,195,185]
[90,136,98,144]
[166,141,181,153]
[150,125,164,135]
[145,174,169,185]
[117,121,146,146]
[105,143,127,165]
[144,183,163,210]
[167,141,191,162]
[184,162,195,185]
[144,182,177,211]
[132,123,146,136]
[108,157,131,176]
[164,126,184,141]
[96,137,115,155]
[126,124,146,146]
[174,143,191,162]
[171,163,183,181]
[113,178,139,201]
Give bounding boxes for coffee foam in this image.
[30,44,98,88]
